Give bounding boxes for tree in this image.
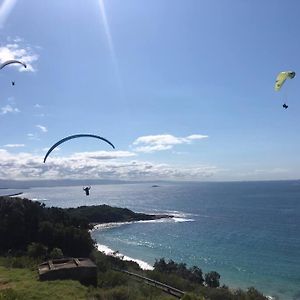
[27,242,48,258]
[153,258,167,272]
[246,287,268,300]
[190,266,204,285]
[204,271,220,288]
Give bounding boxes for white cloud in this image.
[34,113,45,118]
[0,104,20,114]
[34,104,42,108]
[4,144,25,148]
[133,134,208,153]
[27,133,40,141]
[134,144,173,153]
[0,149,217,180]
[36,125,47,133]
[69,151,136,160]
[246,168,288,176]
[186,134,208,140]
[0,41,39,72]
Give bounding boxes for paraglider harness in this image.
[83,186,91,196]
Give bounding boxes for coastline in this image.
[91,217,280,300]
[96,243,154,270]
[91,214,174,271]
[91,214,195,271]
[95,243,276,300]
[89,213,174,229]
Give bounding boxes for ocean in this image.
[19,181,300,300]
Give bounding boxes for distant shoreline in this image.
[90,213,173,229]
[2,179,300,189]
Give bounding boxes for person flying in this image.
[83,186,91,196]
[275,71,295,109]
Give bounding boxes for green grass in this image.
[0,266,90,300]
[0,258,177,300]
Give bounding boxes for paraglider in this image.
[83,186,91,196]
[43,134,115,163]
[274,71,295,91]
[275,71,296,109]
[0,60,27,86]
[0,60,27,70]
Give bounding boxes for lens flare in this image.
[0,0,18,28]
[98,0,122,89]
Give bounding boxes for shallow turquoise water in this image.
[23,181,300,299]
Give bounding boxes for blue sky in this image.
[0,0,300,181]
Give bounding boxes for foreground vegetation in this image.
[0,196,169,258]
[0,196,268,299]
[0,264,89,300]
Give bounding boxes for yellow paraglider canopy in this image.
[274,71,296,91]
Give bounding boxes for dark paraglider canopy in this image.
[43,134,115,163]
[0,60,27,70]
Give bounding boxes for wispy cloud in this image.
[0,40,39,72]
[34,113,45,118]
[4,143,25,148]
[27,133,40,141]
[0,104,20,115]
[0,149,217,180]
[133,134,208,153]
[34,104,42,108]
[42,150,136,163]
[69,151,136,161]
[240,168,289,177]
[36,125,47,133]
[0,0,17,28]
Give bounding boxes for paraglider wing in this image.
[0,60,27,70]
[43,134,115,163]
[275,71,296,91]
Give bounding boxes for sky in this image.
[0,0,300,181]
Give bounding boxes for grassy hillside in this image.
[0,266,89,300]
[0,259,177,300]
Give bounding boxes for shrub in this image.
[0,289,21,300]
[204,271,220,288]
[27,243,48,259]
[49,247,63,259]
